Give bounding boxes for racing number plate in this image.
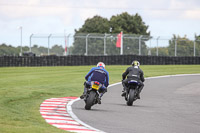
[92,84,99,90]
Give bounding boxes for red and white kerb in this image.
[40,97,105,133]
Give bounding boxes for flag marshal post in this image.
[116,31,123,55]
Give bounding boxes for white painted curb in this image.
[67,98,106,133]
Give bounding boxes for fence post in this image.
[85,34,90,56]
[29,34,33,52]
[18,26,23,56]
[156,36,160,56]
[104,33,107,55]
[148,37,152,55]
[175,39,177,56]
[48,34,52,56]
[194,40,196,57]
[139,35,143,55]
[120,31,123,55]
[64,31,67,56]
[67,34,71,56]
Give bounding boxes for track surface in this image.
[72,75,200,133]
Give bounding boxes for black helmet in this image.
[131,60,140,67]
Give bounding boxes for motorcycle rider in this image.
[80,62,109,104]
[121,60,145,99]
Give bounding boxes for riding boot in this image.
[80,87,87,99]
[121,90,126,97]
[121,82,127,97]
[97,90,105,104]
[97,95,102,104]
[136,85,144,99]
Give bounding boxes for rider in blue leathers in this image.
[80,62,109,104]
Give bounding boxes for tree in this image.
[71,16,110,55]
[150,47,169,56]
[168,35,194,56]
[51,45,64,56]
[72,12,150,55]
[109,12,150,35]
[0,44,20,56]
[108,12,150,55]
[75,15,110,33]
[195,35,200,56]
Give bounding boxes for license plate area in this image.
[92,84,99,90]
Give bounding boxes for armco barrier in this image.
[0,55,200,67]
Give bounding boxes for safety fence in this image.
[23,33,200,57]
[0,55,200,67]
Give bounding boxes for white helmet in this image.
[97,62,105,68]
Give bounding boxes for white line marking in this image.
[67,98,106,133]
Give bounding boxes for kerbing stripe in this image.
[40,97,106,133]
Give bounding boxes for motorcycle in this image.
[125,80,140,106]
[84,81,102,110]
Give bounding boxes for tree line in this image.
[0,44,64,56]
[1,34,199,56]
[149,35,200,56]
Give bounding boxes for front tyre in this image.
[85,91,96,110]
[127,89,135,106]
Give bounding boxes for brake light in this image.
[94,81,100,85]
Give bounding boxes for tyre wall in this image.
[0,55,199,67]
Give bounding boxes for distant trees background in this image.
[149,35,200,56]
[0,44,64,56]
[1,35,199,56]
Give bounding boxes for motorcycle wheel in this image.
[127,89,135,106]
[85,91,96,110]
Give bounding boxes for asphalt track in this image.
[72,75,200,133]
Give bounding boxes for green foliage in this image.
[72,15,110,55]
[110,12,150,35]
[0,44,20,56]
[168,35,195,56]
[50,45,64,55]
[31,44,64,56]
[75,15,110,33]
[195,35,200,56]
[148,34,200,56]
[0,44,65,56]
[150,47,169,56]
[72,12,150,55]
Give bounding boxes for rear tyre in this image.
[127,89,135,106]
[85,91,96,110]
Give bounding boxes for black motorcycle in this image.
[125,80,140,106]
[84,81,102,110]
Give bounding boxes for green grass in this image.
[0,65,200,133]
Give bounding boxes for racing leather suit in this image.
[122,66,145,96]
[83,66,109,97]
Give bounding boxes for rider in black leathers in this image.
[121,60,145,99]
